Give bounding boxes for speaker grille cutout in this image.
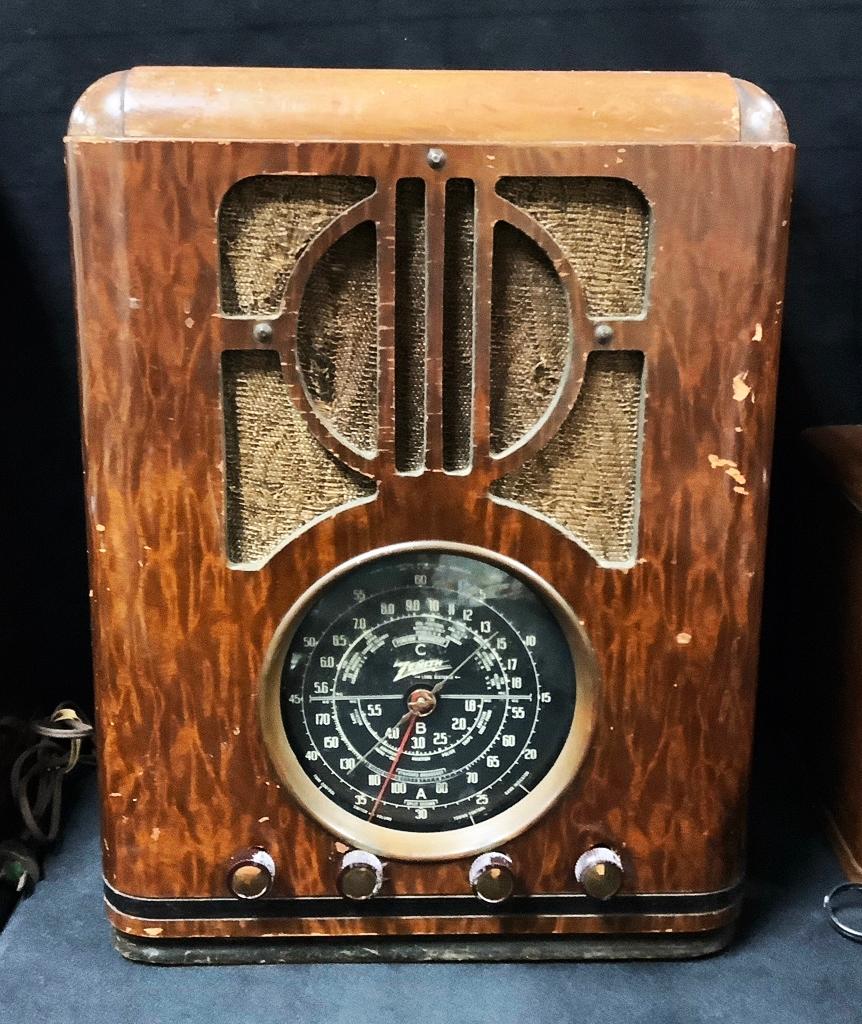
[219,175,375,316]
[492,351,645,565]
[497,178,649,317]
[491,223,571,454]
[222,350,375,566]
[394,180,427,473]
[296,222,379,455]
[442,180,475,472]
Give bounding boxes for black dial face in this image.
[278,550,577,834]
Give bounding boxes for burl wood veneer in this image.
[67,68,794,959]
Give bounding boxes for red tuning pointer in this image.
[367,713,417,822]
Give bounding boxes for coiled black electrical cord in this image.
[0,705,94,898]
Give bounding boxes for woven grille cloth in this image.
[492,351,645,565]
[490,222,570,454]
[222,350,375,565]
[219,174,647,566]
[296,222,378,454]
[497,177,649,317]
[442,179,475,471]
[394,179,427,472]
[219,175,374,316]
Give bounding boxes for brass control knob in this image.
[227,848,276,900]
[469,851,515,904]
[575,846,624,900]
[337,850,384,901]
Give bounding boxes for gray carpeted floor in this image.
[0,756,859,1024]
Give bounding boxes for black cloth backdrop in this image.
[1,0,860,729]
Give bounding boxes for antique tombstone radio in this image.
[67,68,793,961]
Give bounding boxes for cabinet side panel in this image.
[67,139,132,887]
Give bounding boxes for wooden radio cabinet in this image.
[67,68,794,961]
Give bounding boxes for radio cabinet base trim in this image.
[113,925,736,965]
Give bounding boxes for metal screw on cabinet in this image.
[253,322,274,345]
[426,146,447,170]
[594,323,614,345]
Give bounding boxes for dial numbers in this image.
[279,552,577,834]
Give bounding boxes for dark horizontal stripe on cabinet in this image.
[104,880,742,922]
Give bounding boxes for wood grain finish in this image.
[67,72,794,944]
[106,903,739,941]
[68,67,746,144]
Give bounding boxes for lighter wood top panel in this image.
[68,67,749,144]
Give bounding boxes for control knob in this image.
[469,851,515,904]
[337,850,384,901]
[575,846,623,900]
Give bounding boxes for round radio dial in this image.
[275,550,583,846]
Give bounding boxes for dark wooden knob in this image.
[227,848,275,900]
[575,847,623,900]
[469,852,515,904]
[337,850,384,901]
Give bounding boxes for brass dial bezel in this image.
[259,541,598,861]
